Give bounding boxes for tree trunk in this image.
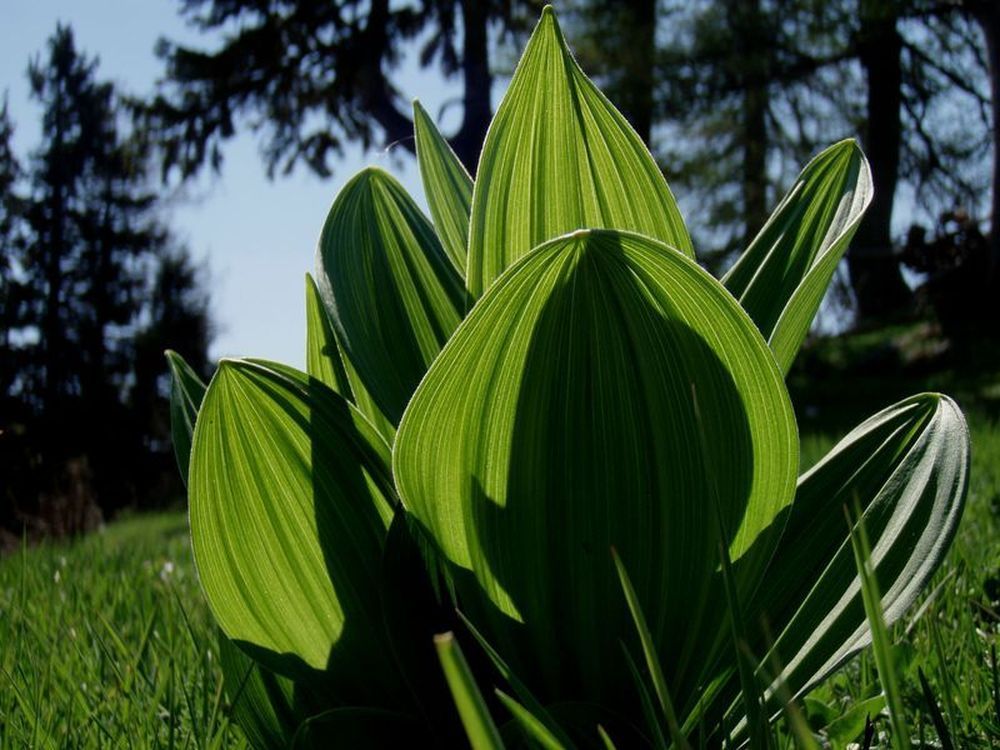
[451,0,493,174]
[616,0,656,146]
[733,0,770,246]
[848,1,913,321]
[41,89,67,419]
[969,0,1000,287]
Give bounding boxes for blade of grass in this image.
[692,383,769,749]
[846,503,909,749]
[435,632,505,750]
[612,547,689,750]
[620,643,669,750]
[456,610,574,747]
[917,667,954,750]
[927,615,962,739]
[753,622,819,750]
[991,644,999,728]
[597,725,617,750]
[495,689,568,750]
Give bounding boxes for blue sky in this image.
[2,1,470,368]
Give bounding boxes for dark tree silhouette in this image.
[648,0,991,320]
[0,97,25,407]
[144,0,543,179]
[2,26,213,535]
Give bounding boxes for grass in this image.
[1,324,998,748]
[0,512,244,748]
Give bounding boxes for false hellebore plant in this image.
[167,7,969,748]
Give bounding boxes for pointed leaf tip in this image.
[466,5,691,297]
[413,99,473,275]
[316,167,464,425]
[724,140,872,373]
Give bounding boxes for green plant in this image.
[167,7,970,747]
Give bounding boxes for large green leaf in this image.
[165,349,207,485]
[722,140,872,373]
[716,394,968,730]
[394,228,797,708]
[189,358,399,693]
[316,168,465,425]
[305,272,395,441]
[414,100,473,275]
[465,7,692,299]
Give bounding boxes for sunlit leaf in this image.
[165,349,207,485]
[738,394,968,715]
[189,358,398,691]
[305,273,351,396]
[414,100,473,275]
[466,8,691,299]
[395,228,797,708]
[316,168,464,425]
[435,632,506,750]
[722,140,872,373]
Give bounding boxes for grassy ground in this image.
[1,325,998,748]
[0,513,245,748]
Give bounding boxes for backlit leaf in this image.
[465,8,692,299]
[722,140,872,373]
[414,100,473,275]
[395,228,797,708]
[165,349,207,485]
[189,358,398,691]
[316,168,465,425]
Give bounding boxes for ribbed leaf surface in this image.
[306,272,395,441]
[189,358,397,684]
[305,273,351,396]
[316,168,464,425]
[465,8,691,299]
[166,349,207,485]
[722,140,872,373]
[731,394,968,721]
[414,100,473,275]
[394,229,797,706]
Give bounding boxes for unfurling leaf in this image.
[723,140,872,373]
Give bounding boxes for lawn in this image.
[0,513,244,747]
[2,327,999,748]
